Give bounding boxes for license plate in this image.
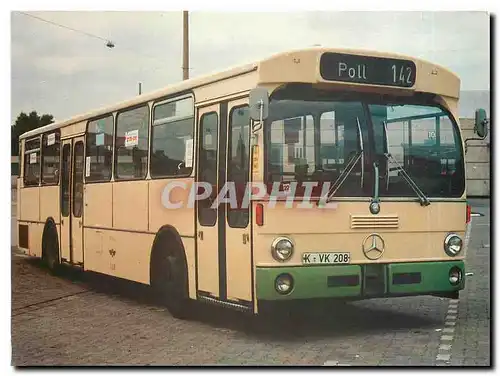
[301,252,351,265]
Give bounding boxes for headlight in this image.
[271,237,294,262]
[275,273,294,295]
[444,233,463,256]
[449,267,462,285]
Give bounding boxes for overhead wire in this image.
[16,11,199,80]
[17,11,114,46]
[16,11,182,67]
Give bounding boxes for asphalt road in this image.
[10,199,491,366]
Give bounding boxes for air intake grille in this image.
[350,214,399,229]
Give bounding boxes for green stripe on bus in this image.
[256,265,362,300]
[255,260,465,300]
[387,260,465,294]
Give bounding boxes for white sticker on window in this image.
[96,133,105,146]
[184,139,193,168]
[205,133,212,146]
[125,130,139,147]
[85,156,91,177]
[47,133,56,146]
[29,153,37,164]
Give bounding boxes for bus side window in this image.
[115,105,149,180]
[227,105,250,228]
[86,115,114,182]
[73,141,85,218]
[24,137,41,187]
[41,131,60,185]
[151,96,194,178]
[198,112,218,226]
[61,144,71,217]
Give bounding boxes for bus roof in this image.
[19,47,460,140]
[20,60,258,140]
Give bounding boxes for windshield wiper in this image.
[382,121,430,207]
[320,117,364,204]
[371,161,380,203]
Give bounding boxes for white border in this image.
[5,2,496,375]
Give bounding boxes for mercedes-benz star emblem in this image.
[362,233,385,260]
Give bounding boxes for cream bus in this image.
[16,47,489,319]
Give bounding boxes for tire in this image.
[151,236,192,320]
[43,224,60,274]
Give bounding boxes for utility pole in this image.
[182,11,189,80]
[138,82,142,95]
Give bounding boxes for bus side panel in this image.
[194,71,257,103]
[16,179,21,221]
[60,121,86,139]
[148,178,196,298]
[17,141,23,224]
[182,237,196,300]
[28,222,44,258]
[148,178,196,237]
[84,183,113,228]
[83,228,103,272]
[109,230,153,284]
[39,186,60,224]
[113,181,149,232]
[84,227,152,285]
[20,187,40,222]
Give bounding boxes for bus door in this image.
[195,100,253,310]
[60,141,72,262]
[196,104,220,298]
[59,137,85,265]
[224,99,252,306]
[71,137,85,265]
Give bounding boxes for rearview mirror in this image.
[474,108,489,139]
[249,87,269,124]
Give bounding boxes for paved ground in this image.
[11,200,491,366]
[449,199,491,366]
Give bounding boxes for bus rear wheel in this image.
[42,224,60,274]
[151,238,192,320]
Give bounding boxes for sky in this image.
[10,11,490,123]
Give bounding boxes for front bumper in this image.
[256,260,465,301]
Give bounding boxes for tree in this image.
[11,111,54,156]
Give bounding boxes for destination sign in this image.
[319,52,417,88]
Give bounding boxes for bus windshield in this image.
[264,90,465,199]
